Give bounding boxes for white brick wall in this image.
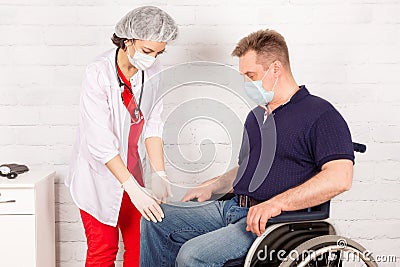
[0,0,399,266]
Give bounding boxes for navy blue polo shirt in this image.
[233,86,354,201]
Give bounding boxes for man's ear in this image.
[272,61,282,78]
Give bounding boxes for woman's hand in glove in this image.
[122,175,164,222]
[151,171,173,204]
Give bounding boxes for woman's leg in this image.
[80,209,119,267]
[118,191,141,267]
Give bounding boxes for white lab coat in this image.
[65,48,163,227]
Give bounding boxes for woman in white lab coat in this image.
[65,6,177,266]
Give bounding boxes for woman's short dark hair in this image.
[111,33,129,50]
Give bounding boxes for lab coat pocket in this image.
[86,154,108,178]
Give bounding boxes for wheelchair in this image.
[220,142,378,267]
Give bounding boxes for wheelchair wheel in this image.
[242,221,336,267]
[279,235,378,267]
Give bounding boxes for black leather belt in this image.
[238,194,262,208]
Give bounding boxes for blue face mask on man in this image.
[244,64,278,106]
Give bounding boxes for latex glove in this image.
[151,171,173,204]
[122,175,164,222]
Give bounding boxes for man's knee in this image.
[140,216,159,235]
[140,215,169,240]
[176,238,216,267]
[140,204,186,234]
[176,242,200,267]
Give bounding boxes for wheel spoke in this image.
[276,236,376,267]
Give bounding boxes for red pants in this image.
[80,192,141,267]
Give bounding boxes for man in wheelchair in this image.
[140,29,356,267]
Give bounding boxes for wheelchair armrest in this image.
[267,201,330,224]
[217,194,330,223]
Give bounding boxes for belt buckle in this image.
[240,195,249,208]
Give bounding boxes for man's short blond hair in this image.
[231,29,290,69]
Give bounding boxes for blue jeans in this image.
[140,196,258,267]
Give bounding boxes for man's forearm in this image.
[212,166,238,194]
[270,160,353,212]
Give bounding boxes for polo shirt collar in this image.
[290,85,309,104]
[257,85,310,118]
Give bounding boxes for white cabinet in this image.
[0,170,55,267]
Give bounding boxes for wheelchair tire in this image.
[279,235,378,267]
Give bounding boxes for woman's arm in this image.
[105,154,164,222]
[145,137,165,172]
[105,155,131,184]
[145,136,173,203]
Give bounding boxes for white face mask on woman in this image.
[127,43,157,70]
